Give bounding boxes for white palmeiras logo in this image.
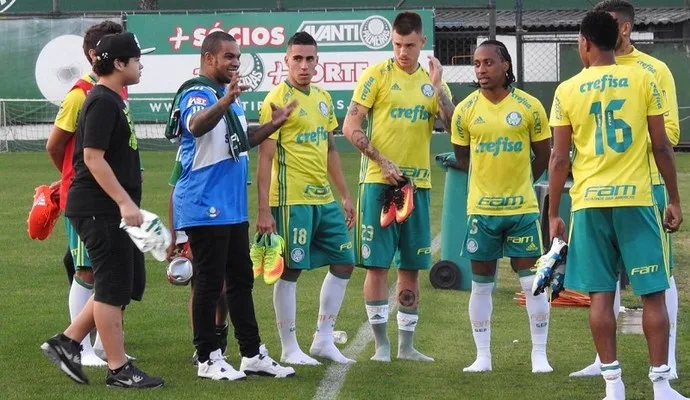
[466,238,478,254]
[318,101,329,117]
[291,248,305,263]
[421,83,435,98]
[506,111,522,126]
[361,244,371,259]
[238,53,265,92]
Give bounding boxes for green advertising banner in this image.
[125,10,434,120]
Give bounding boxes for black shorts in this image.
[69,216,135,307]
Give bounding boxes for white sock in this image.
[69,278,95,353]
[93,333,103,352]
[519,275,552,373]
[273,279,299,356]
[366,302,390,362]
[315,272,349,338]
[468,281,493,360]
[649,365,687,399]
[666,276,678,374]
[602,361,625,400]
[613,279,621,318]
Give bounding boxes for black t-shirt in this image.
[65,85,141,217]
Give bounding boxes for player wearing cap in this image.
[41,32,164,388]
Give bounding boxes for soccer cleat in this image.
[41,334,89,384]
[532,237,568,297]
[379,185,397,228]
[263,233,285,285]
[198,349,246,381]
[106,362,164,388]
[240,345,296,378]
[394,178,415,224]
[549,263,566,300]
[250,233,267,279]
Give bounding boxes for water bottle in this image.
[333,331,348,344]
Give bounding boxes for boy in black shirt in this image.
[41,32,163,389]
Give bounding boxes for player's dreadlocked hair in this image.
[580,11,618,52]
[593,0,635,24]
[470,40,516,89]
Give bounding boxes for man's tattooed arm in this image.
[343,101,382,163]
[436,87,455,133]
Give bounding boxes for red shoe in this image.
[394,179,415,224]
[27,182,61,240]
[380,185,397,228]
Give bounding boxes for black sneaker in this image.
[41,334,89,384]
[106,362,164,388]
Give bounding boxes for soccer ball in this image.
[167,257,193,286]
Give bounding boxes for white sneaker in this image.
[198,349,246,381]
[240,345,296,378]
[93,348,136,363]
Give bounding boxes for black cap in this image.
[95,32,155,61]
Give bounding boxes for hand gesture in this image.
[549,216,566,242]
[120,199,143,227]
[378,157,405,185]
[342,197,356,230]
[270,100,299,128]
[664,203,683,233]
[256,209,276,235]
[428,55,443,87]
[224,72,250,104]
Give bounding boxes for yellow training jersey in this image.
[259,81,338,206]
[54,74,96,133]
[549,64,667,211]
[616,46,679,185]
[351,58,451,189]
[451,87,550,216]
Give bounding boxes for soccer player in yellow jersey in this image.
[256,32,356,365]
[451,40,553,374]
[570,0,683,380]
[343,11,454,363]
[549,11,685,400]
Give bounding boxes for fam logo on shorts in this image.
[361,244,371,260]
[466,238,478,254]
[421,83,435,98]
[318,101,329,117]
[506,111,522,126]
[238,53,264,92]
[291,247,305,263]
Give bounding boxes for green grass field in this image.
[0,150,689,400]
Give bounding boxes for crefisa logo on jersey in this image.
[238,53,264,92]
[506,111,522,126]
[421,83,435,98]
[297,15,392,50]
[0,0,17,13]
[318,101,329,117]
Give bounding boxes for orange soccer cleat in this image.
[379,185,397,228]
[262,233,285,285]
[394,178,415,224]
[27,182,61,240]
